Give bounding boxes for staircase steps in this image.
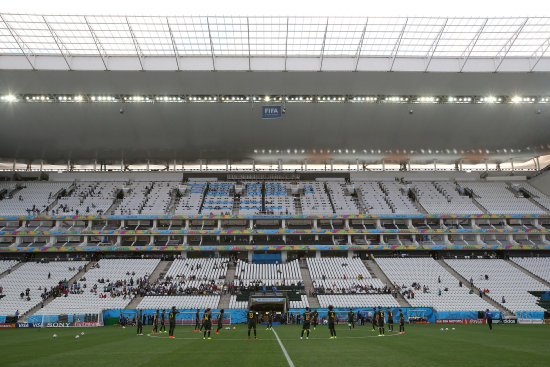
[437,259,514,316]
[21,260,96,322]
[364,259,411,308]
[218,263,236,309]
[300,263,320,308]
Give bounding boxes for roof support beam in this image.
[166,17,180,71]
[284,17,289,72]
[494,17,529,72]
[84,16,109,71]
[0,14,35,70]
[529,36,550,72]
[424,18,448,72]
[125,17,144,71]
[389,18,408,72]
[354,19,368,72]
[206,17,216,71]
[459,18,488,72]
[319,17,329,71]
[43,16,72,70]
[247,17,251,71]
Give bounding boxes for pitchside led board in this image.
[262,105,282,119]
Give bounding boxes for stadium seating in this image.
[0,261,85,316]
[235,260,302,283]
[0,182,69,215]
[51,182,118,215]
[174,182,206,215]
[376,258,496,311]
[264,182,295,215]
[412,181,483,215]
[114,181,177,215]
[300,182,333,215]
[164,258,228,284]
[0,260,18,274]
[444,259,547,312]
[457,181,547,215]
[317,294,399,308]
[34,259,160,315]
[137,295,220,310]
[510,257,550,284]
[325,182,360,215]
[201,182,235,215]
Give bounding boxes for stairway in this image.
[0,261,24,280]
[471,197,489,214]
[218,262,236,309]
[323,182,337,214]
[21,260,97,322]
[353,188,367,214]
[364,259,411,308]
[436,259,514,316]
[232,196,240,216]
[299,263,320,308]
[125,260,173,310]
[505,259,550,288]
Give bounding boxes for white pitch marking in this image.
[272,328,295,367]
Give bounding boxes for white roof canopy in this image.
[1,14,550,71]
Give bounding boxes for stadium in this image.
[0,0,549,366]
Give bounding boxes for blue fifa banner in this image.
[262,105,282,119]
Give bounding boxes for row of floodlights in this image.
[252,147,536,155]
[1,94,550,104]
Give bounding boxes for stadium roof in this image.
[1,14,550,72]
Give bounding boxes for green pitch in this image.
[0,324,548,367]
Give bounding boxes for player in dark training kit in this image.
[159,309,166,333]
[486,309,493,331]
[398,309,405,333]
[136,310,143,336]
[312,309,319,330]
[202,308,212,339]
[328,305,337,339]
[377,307,385,336]
[152,309,159,334]
[168,306,179,338]
[216,309,224,334]
[267,310,273,330]
[371,309,377,331]
[347,309,355,330]
[387,308,394,332]
[301,307,312,340]
[247,308,258,340]
[194,309,200,332]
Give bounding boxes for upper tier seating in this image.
[174,183,206,215]
[326,182,360,215]
[51,182,118,215]
[114,182,177,215]
[444,259,547,312]
[511,182,550,211]
[458,181,547,214]
[300,182,333,215]
[355,181,419,214]
[0,182,69,216]
[376,257,496,311]
[0,261,85,316]
[412,181,483,215]
[265,182,295,215]
[239,182,262,215]
[510,257,550,283]
[317,294,400,308]
[201,182,235,215]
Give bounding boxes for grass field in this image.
[0,323,548,367]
